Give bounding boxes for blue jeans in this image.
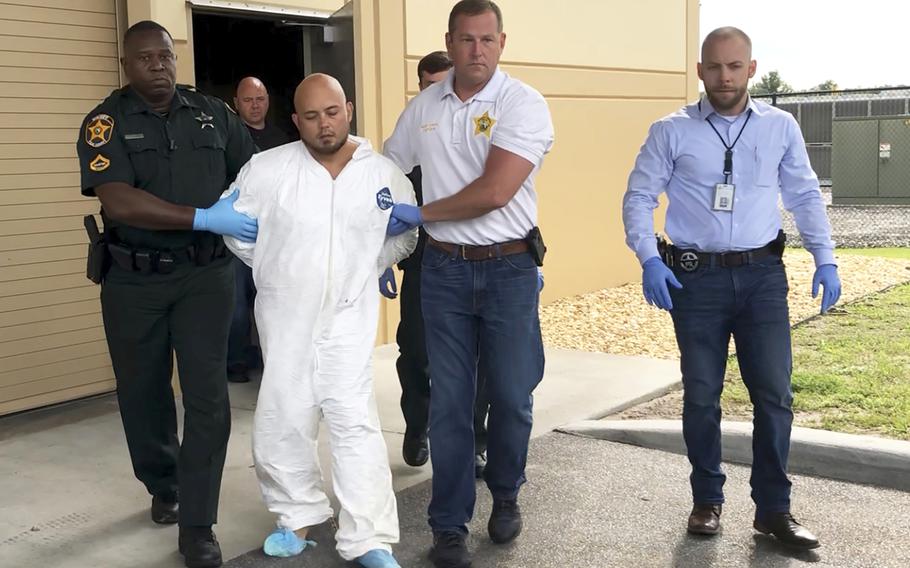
[421,245,544,534]
[669,257,793,518]
[227,257,258,370]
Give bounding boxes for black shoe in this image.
[151,493,178,525]
[179,526,223,568]
[487,499,522,544]
[227,364,250,383]
[474,453,486,480]
[402,431,429,467]
[429,530,471,568]
[754,513,820,550]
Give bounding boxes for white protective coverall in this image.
[223,136,417,560]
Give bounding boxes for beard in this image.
[303,131,349,156]
[705,85,748,113]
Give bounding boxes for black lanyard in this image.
[704,107,753,184]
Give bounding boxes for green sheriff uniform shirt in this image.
[77,85,255,250]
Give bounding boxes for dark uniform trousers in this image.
[102,256,234,527]
[669,256,794,517]
[397,166,489,454]
[397,256,489,454]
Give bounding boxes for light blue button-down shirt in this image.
[622,97,835,267]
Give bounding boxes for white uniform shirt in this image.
[384,68,554,245]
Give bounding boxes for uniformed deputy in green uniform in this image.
[76,20,256,568]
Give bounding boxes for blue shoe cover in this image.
[262,527,316,558]
[357,548,401,568]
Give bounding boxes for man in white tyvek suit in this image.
[223,74,417,568]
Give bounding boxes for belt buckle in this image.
[460,245,468,260]
[679,251,699,272]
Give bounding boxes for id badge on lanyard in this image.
[713,183,735,211]
[705,107,753,213]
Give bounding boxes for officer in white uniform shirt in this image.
[383,2,554,567]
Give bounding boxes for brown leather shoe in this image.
[753,513,820,549]
[687,503,722,535]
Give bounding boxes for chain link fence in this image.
[755,87,910,248]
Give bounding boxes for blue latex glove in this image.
[537,269,544,293]
[386,203,423,236]
[812,263,841,314]
[193,189,258,243]
[379,267,398,299]
[386,216,412,237]
[642,256,683,311]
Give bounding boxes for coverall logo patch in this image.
[376,187,393,210]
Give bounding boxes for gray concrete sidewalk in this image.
[224,433,910,568]
[0,346,679,568]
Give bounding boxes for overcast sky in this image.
[699,0,909,91]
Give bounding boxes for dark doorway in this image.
[192,11,312,139]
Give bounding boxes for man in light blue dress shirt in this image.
[622,27,841,550]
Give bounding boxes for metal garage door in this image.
[0,0,122,415]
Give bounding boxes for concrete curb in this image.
[558,419,910,492]
[581,381,682,422]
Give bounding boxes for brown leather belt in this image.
[427,236,529,261]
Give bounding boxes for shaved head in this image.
[234,76,269,128]
[701,27,752,61]
[292,73,353,156]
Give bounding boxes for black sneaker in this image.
[429,530,471,568]
[488,499,522,544]
[178,526,223,568]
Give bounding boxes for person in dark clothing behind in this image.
[76,21,257,568]
[227,76,294,382]
[378,51,490,478]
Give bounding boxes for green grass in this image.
[721,283,910,440]
[836,247,910,260]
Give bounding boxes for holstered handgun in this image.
[656,233,673,267]
[84,214,110,284]
[525,226,547,267]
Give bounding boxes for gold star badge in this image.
[89,154,110,172]
[473,111,496,138]
[85,114,114,148]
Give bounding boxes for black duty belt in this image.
[664,237,784,273]
[108,241,227,274]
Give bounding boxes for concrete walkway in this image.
[228,433,910,568]
[0,346,679,568]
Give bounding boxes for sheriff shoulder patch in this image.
[89,154,110,172]
[85,114,114,148]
